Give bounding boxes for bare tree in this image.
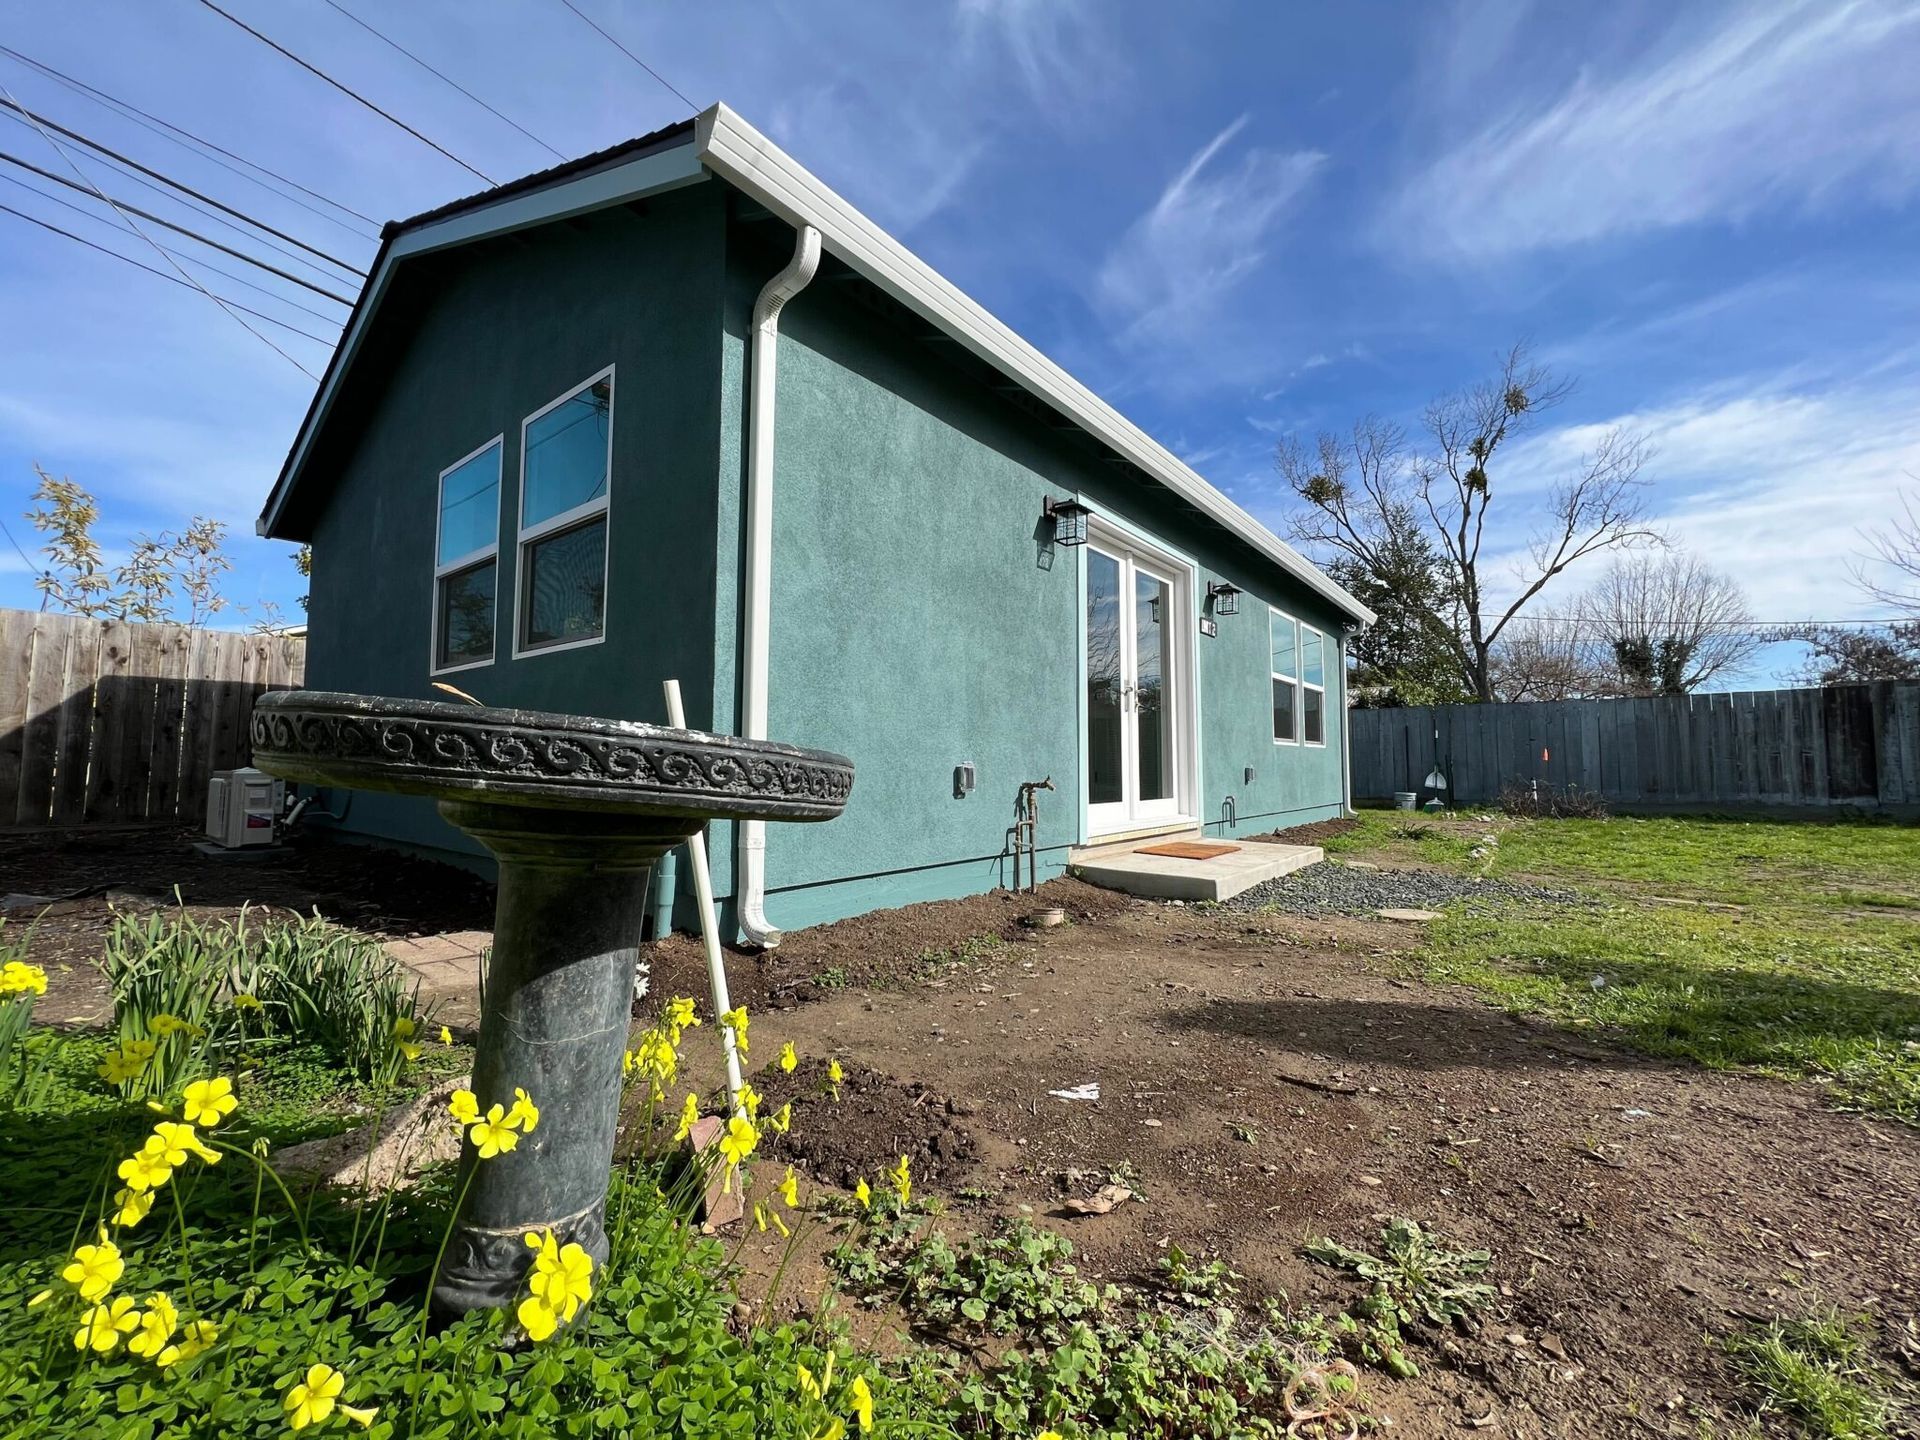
[1578,552,1762,695]
[1279,345,1661,700]
[1488,612,1608,701]
[1855,487,1920,618]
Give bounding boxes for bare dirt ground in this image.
[15,824,1919,1435]
[674,892,1920,1437]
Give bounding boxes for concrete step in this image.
[1068,840,1323,903]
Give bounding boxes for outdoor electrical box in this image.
[205,768,283,848]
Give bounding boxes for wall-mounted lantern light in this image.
[1042,496,1090,547]
[1206,581,1242,616]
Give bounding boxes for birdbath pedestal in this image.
[249,691,851,1316]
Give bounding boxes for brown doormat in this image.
[1136,841,1239,860]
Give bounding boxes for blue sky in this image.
[1,0,1915,682]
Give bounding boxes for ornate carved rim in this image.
[249,690,852,820]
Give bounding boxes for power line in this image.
[0,510,43,580]
[0,149,354,304]
[0,43,380,233]
[0,107,361,285]
[0,172,349,324]
[552,0,697,113]
[0,96,363,274]
[320,0,569,163]
[0,80,319,378]
[1503,614,1905,632]
[193,0,496,186]
[0,202,341,345]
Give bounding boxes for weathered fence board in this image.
[1352,683,1920,814]
[0,607,305,830]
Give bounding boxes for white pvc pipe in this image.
[736,222,821,949]
[663,678,745,1111]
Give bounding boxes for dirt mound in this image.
[754,1057,977,1190]
[645,875,1134,1012]
[1251,817,1361,846]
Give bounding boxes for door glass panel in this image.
[1134,568,1172,803]
[1086,550,1123,806]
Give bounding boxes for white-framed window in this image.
[1301,623,1327,746]
[1270,608,1298,744]
[515,367,613,656]
[431,436,503,674]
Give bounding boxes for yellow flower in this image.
[397,1039,423,1063]
[155,1318,217,1369]
[674,1092,700,1143]
[779,1041,798,1073]
[779,1167,800,1209]
[718,1114,759,1190]
[506,1087,540,1134]
[182,1076,238,1127]
[753,1203,790,1237]
[0,960,48,995]
[155,1120,221,1166]
[98,1042,155,1086]
[439,1025,453,1045]
[393,1016,416,1038]
[854,1178,871,1210]
[126,1292,179,1360]
[117,1137,173,1193]
[524,1228,593,1321]
[469,1104,520,1159]
[888,1154,912,1207]
[285,1362,346,1430]
[720,1005,750,1056]
[517,1294,560,1342]
[768,1102,792,1135]
[61,1231,124,1301]
[663,996,700,1043]
[827,1058,844,1100]
[448,1089,481,1126]
[796,1356,828,1401]
[148,1013,186,1037]
[737,1081,763,1120]
[231,992,263,1011]
[1037,1433,1065,1440]
[631,1031,677,1084]
[340,1404,379,1430]
[850,1374,874,1432]
[74,1296,140,1353]
[110,1186,155,1229]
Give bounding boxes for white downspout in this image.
[737,222,821,949]
[1339,628,1357,815]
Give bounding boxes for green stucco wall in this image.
[293,189,1351,929]
[716,221,1350,932]
[302,182,729,860]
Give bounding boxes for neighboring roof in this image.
[261,104,1372,627]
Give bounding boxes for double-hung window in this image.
[1271,609,1299,744]
[517,369,613,654]
[432,438,502,673]
[1300,624,1326,745]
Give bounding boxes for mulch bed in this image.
[1251,816,1362,846]
[753,1057,978,1190]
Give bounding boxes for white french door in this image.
[1085,536,1191,836]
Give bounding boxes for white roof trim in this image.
[261,104,1373,627]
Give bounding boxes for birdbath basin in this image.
[250,690,852,1316]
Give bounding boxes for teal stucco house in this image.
[259,104,1374,941]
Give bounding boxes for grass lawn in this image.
[1330,811,1920,1123]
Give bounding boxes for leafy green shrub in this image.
[99,905,432,1091]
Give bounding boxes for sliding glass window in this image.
[517,369,613,655]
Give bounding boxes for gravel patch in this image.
[1224,861,1584,916]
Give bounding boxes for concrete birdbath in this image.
[249,690,852,1316]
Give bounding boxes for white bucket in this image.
[1394,791,1418,810]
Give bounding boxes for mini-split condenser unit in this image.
[204,768,283,848]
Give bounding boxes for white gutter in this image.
[736,222,821,949]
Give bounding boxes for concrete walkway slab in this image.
[1069,842,1323,902]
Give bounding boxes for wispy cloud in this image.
[1097,115,1324,343]
[1387,0,1920,258]
[1489,371,1920,621]
[954,0,1123,125]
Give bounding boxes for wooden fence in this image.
[0,607,305,830]
[1351,683,1920,814]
